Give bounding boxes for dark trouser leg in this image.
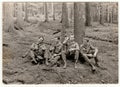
[74,50,79,68]
[30,50,37,63]
[61,51,67,68]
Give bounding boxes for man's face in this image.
[69,35,74,42]
[83,39,89,45]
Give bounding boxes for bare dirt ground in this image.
[3,21,118,84]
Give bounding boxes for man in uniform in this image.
[22,36,48,65]
[80,38,99,71]
[49,37,63,66]
[61,35,80,68]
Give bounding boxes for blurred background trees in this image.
[3,2,118,45]
[3,2,118,28]
[3,3,14,32]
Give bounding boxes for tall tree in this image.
[61,3,69,42]
[44,3,48,22]
[109,6,112,23]
[16,3,24,27]
[52,3,55,20]
[74,3,85,45]
[24,2,28,22]
[14,3,17,17]
[112,5,115,23]
[3,2,14,32]
[106,4,110,23]
[67,3,73,26]
[99,3,104,25]
[96,3,101,22]
[60,3,69,27]
[85,2,92,26]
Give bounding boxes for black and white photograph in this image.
[2,1,118,84]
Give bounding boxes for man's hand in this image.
[93,54,96,58]
[37,56,43,59]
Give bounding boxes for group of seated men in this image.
[22,35,99,72]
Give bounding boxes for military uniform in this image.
[80,39,99,72]
[49,38,63,66]
[61,36,80,68]
[30,42,47,64]
[80,41,98,60]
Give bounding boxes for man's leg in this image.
[44,50,49,65]
[74,50,79,68]
[94,55,99,66]
[93,48,99,67]
[61,51,67,68]
[50,55,60,66]
[30,50,37,63]
[81,52,96,71]
[22,50,30,58]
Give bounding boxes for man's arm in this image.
[69,42,80,51]
[63,37,69,45]
[90,44,98,57]
[22,43,35,58]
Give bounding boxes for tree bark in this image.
[106,4,109,23]
[100,3,104,25]
[67,3,73,26]
[61,2,69,42]
[85,2,92,26]
[16,3,24,27]
[3,2,14,32]
[24,2,28,22]
[52,3,55,20]
[74,3,85,46]
[44,3,48,22]
[112,5,114,23]
[60,3,69,28]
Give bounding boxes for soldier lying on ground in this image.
[49,37,63,66]
[61,35,80,68]
[80,38,99,72]
[22,36,49,65]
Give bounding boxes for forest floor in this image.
[2,20,118,84]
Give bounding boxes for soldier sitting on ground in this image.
[22,36,48,65]
[49,37,63,66]
[61,35,80,68]
[80,38,99,72]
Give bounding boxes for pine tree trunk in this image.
[44,3,48,22]
[16,3,24,27]
[14,3,17,17]
[52,3,55,20]
[96,4,100,22]
[3,2,14,32]
[112,6,114,23]
[85,2,92,26]
[61,2,69,42]
[24,2,28,22]
[67,3,73,26]
[100,3,104,25]
[60,3,69,27]
[74,3,85,46]
[106,4,109,23]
